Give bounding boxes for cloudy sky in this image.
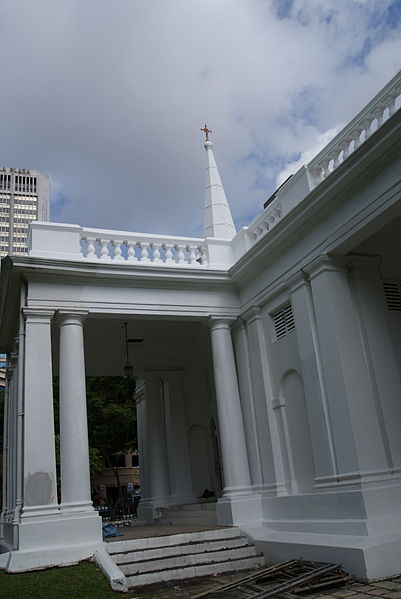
[1,0,401,238]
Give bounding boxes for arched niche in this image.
[278,369,315,493]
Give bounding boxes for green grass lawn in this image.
[0,561,128,599]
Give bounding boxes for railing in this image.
[308,70,401,184]
[247,200,283,243]
[247,70,401,246]
[80,228,208,267]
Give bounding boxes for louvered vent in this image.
[272,303,296,339]
[383,281,401,311]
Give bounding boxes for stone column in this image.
[145,376,170,506]
[22,309,58,516]
[58,312,92,512]
[209,318,251,495]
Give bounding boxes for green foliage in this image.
[86,376,137,458]
[53,376,137,517]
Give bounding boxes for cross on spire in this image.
[201,124,212,142]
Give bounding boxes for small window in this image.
[131,454,139,467]
[272,303,295,339]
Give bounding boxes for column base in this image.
[59,501,95,514]
[0,509,102,572]
[216,492,262,526]
[243,524,401,580]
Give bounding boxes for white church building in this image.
[1,71,401,581]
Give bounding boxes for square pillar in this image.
[306,255,389,482]
[289,272,339,485]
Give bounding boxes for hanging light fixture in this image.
[123,322,134,378]
[122,322,144,379]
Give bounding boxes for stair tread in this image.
[114,537,249,564]
[125,556,265,588]
[108,527,240,554]
[120,546,258,575]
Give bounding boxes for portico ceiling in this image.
[51,316,212,377]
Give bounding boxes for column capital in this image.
[22,307,55,323]
[304,254,348,280]
[207,315,237,331]
[286,270,310,293]
[241,305,263,325]
[57,310,89,327]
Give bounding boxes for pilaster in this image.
[305,254,391,485]
[240,307,286,495]
[163,372,194,505]
[288,271,338,484]
[145,375,170,507]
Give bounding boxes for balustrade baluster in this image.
[188,245,198,264]
[175,245,186,264]
[139,242,150,263]
[320,158,331,179]
[374,104,386,127]
[341,139,351,161]
[362,118,373,140]
[86,237,96,260]
[331,148,342,169]
[352,127,363,150]
[127,241,138,262]
[272,207,282,220]
[112,239,124,262]
[387,93,398,117]
[151,243,162,264]
[100,239,111,261]
[163,243,175,264]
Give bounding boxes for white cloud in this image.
[0,0,401,236]
[275,125,343,187]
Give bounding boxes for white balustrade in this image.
[308,71,401,184]
[248,202,283,241]
[80,229,207,268]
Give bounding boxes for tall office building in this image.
[0,166,50,257]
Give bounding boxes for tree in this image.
[53,376,137,518]
[86,376,137,518]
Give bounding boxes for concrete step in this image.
[120,545,259,576]
[107,526,265,589]
[108,527,240,554]
[125,556,265,588]
[114,535,250,564]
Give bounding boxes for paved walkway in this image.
[128,572,401,599]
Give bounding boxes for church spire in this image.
[201,125,236,240]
